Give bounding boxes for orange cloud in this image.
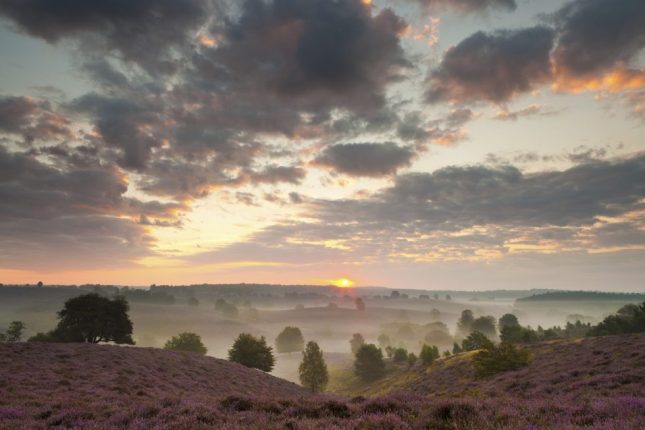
[553,68,645,94]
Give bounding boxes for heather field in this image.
[1,336,644,429]
[330,333,645,400]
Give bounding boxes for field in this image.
[1,335,644,429]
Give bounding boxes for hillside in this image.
[0,342,309,428]
[1,337,644,429]
[329,333,645,400]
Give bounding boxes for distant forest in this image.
[518,291,645,302]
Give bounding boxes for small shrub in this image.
[473,342,530,377]
[220,396,253,412]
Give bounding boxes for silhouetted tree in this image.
[354,344,385,381]
[52,294,134,344]
[588,301,645,336]
[275,326,305,353]
[498,313,520,331]
[393,347,408,363]
[377,333,391,349]
[445,294,452,301]
[164,332,207,354]
[188,297,200,306]
[390,290,400,299]
[461,331,493,351]
[456,309,474,337]
[472,316,497,339]
[36,281,43,287]
[355,297,366,312]
[2,321,26,342]
[299,341,328,392]
[433,293,439,300]
[452,342,462,354]
[407,352,417,367]
[430,308,441,320]
[215,299,239,318]
[228,333,275,372]
[420,344,440,365]
[350,333,365,355]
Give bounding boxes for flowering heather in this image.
[1,335,644,429]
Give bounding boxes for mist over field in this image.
[1,284,643,382]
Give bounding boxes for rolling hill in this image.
[1,335,644,429]
[329,333,645,399]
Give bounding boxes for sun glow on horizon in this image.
[332,278,355,288]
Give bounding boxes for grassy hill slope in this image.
[1,336,644,429]
[329,333,645,400]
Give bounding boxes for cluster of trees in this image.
[275,326,304,353]
[456,310,497,339]
[378,321,453,352]
[588,302,645,336]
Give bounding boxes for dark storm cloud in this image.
[311,154,645,229]
[427,26,555,104]
[552,0,645,79]
[0,0,210,74]
[69,94,165,169]
[193,0,409,114]
[191,154,645,267]
[0,145,184,268]
[313,142,415,177]
[410,0,516,13]
[0,146,180,222]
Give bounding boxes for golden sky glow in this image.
[0,0,643,291]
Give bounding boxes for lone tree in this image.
[2,321,26,342]
[349,333,365,355]
[355,297,366,312]
[164,332,207,355]
[299,341,329,392]
[472,316,497,339]
[354,344,385,381]
[393,347,408,363]
[498,313,520,331]
[377,333,391,349]
[51,294,134,344]
[407,352,417,367]
[215,298,239,318]
[228,333,275,372]
[275,326,305,353]
[456,309,475,337]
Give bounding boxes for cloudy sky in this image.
[0,0,643,290]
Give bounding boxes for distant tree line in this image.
[518,291,645,302]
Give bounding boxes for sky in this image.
[0,0,644,291]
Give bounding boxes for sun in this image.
[333,278,355,288]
